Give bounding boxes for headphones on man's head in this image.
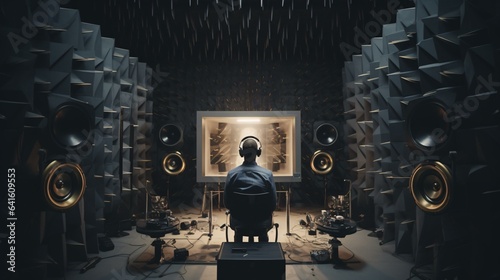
[238,136,262,157]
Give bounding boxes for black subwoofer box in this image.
[216,242,285,280]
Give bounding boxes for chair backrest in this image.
[228,191,275,223]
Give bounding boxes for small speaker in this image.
[409,161,452,213]
[313,122,340,147]
[162,151,186,175]
[310,150,334,175]
[159,124,183,147]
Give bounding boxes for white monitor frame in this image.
[196,111,301,183]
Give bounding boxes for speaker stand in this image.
[329,237,359,268]
[323,175,328,209]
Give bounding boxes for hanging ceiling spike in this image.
[271,7,273,21]
[256,28,259,45]
[268,20,271,39]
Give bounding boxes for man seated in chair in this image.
[224,136,277,242]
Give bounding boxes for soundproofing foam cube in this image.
[418,60,464,94]
[51,8,84,50]
[396,7,417,33]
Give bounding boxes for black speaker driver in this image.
[51,104,93,149]
[42,160,86,211]
[159,124,183,147]
[409,161,452,213]
[408,101,451,152]
[162,152,186,175]
[310,150,334,175]
[315,123,339,146]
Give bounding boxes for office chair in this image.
[224,191,279,242]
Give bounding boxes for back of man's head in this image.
[241,138,259,160]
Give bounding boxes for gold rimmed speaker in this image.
[310,150,334,175]
[159,124,183,147]
[42,160,86,211]
[409,161,452,213]
[407,100,453,154]
[313,122,339,147]
[162,151,186,176]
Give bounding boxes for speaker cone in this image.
[310,150,334,175]
[42,160,86,211]
[162,152,186,175]
[51,104,93,149]
[315,123,339,146]
[408,101,451,152]
[409,161,452,213]
[159,124,182,147]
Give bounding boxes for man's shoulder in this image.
[255,165,273,175]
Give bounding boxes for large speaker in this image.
[407,101,452,153]
[35,93,95,211]
[403,88,458,156]
[409,160,452,213]
[41,159,86,211]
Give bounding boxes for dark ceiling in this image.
[61,0,415,68]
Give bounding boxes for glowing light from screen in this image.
[236,118,261,123]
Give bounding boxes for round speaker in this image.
[408,101,451,152]
[315,123,338,147]
[159,124,183,147]
[42,160,86,211]
[310,150,334,175]
[409,161,452,213]
[51,104,93,149]
[162,151,186,175]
